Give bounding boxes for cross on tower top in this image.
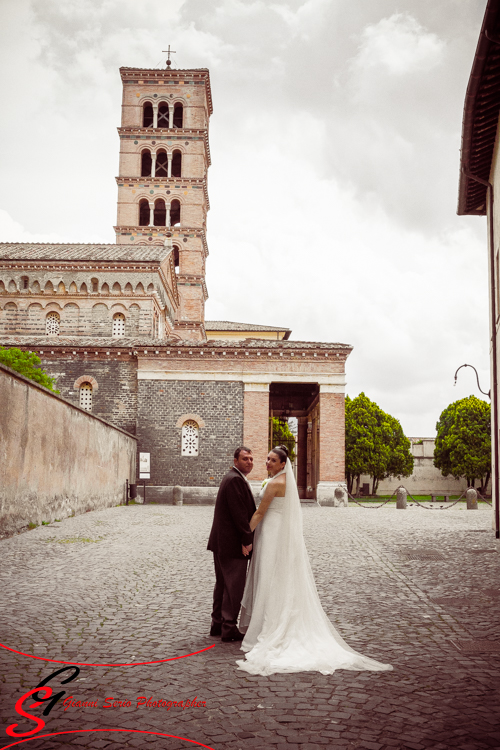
[162,45,177,68]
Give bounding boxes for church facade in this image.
[0,64,351,504]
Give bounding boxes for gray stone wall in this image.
[41,354,138,435]
[137,379,244,487]
[0,363,137,538]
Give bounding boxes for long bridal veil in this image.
[237,459,393,676]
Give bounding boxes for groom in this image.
[207,446,256,642]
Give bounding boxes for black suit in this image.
[207,467,256,637]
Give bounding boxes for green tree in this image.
[270,418,296,461]
[345,393,413,495]
[434,395,491,491]
[0,347,59,392]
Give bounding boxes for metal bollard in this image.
[173,485,183,506]
[466,488,478,510]
[396,487,407,509]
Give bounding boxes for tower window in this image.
[154,199,166,226]
[155,151,168,177]
[143,103,153,128]
[21,276,29,289]
[173,245,180,274]
[141,149,152,177]
[158,103,169,128]
[46,311,60,336]
[173,104,183,128]
[170,199,180,226]
[139,199,150,226]
[112,312,126,337]
[181,420,199,456]
[79,383,93,411]
[91,277,99,292]
[172,150,182,178]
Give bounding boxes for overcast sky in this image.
[0,0,491,436]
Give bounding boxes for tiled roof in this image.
[0,336,352,351]
[0,244,170,262]
[205,321,291,332]
[458,0,500,214]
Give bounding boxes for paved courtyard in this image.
[0,502,499,750]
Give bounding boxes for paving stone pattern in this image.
[0,505,499,750]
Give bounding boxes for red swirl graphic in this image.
[1,728,214,749]
[0,641,214,667]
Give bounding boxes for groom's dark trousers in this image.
[207,467,256,638]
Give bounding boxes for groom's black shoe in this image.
[221,629,244,642]
[210,623,222,636]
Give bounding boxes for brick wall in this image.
[319,392,345,482]
[137,379,244,487]
[41,354,138,435]
[243,389,270,482]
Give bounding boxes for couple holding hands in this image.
[208,445,392,677]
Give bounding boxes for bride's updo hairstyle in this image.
[271,445,289,465]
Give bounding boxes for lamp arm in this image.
[453,363,491,399]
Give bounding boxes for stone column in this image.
[167,153,173,178]
[153,104,158,129]
[151,153,157,178]
[297,417,308,499]
[148,202,154,226]
[169,107,174,129]
[166,206,171,228]
[243,383,269,485]
[316,386,347,506]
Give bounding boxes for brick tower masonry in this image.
[115,66,211,341]
[0,62,352,506]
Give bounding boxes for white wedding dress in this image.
[237,459,393,676]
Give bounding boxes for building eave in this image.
[458,0,500,215]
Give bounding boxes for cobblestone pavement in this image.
[0,504,499,750]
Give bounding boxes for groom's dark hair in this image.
[234,446,252,460]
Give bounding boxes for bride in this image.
[237,445,393,676]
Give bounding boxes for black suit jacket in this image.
[207,467,256,560]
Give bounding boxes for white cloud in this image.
[353,13,445,76]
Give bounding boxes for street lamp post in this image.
[454,363,498,538]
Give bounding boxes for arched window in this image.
[170,199,180,226]
[181,420,199,456]
[112,312,126,337]
[173,245,180,274]
[172,150,182,178]
[143,103,153,128]
[141,149,152,177]
[46,311,60,336]
[139,199,150,226]
[173,104,183,128]
[155,151,168,177]
[154,198,166,226]
[158,102,169,128]
[91,277,99,292]
[79,383,93,411]
[21,276,29,289]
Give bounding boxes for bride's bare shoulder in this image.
[273,474,286,496]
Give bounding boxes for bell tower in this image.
[115,60,212,341]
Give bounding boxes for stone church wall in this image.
[0,362,137,538]
[136,379,244,496]
[41,354,138,435]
